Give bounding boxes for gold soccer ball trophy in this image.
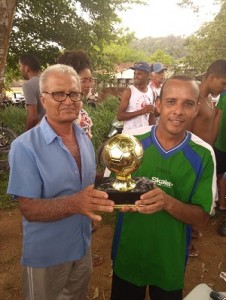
[101,134,144,192]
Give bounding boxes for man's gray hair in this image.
[39,64,81,93]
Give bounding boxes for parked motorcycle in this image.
[108,117,123,138]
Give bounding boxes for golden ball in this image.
[102,134,144,176]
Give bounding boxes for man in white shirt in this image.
[150,62,167,102]
[117,62,155,133]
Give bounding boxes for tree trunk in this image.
[0,0,17,105]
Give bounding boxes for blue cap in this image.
[152,62,167,73]
[130,62,151,73]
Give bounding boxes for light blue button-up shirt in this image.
[7,117,96,267]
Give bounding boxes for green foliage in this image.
[0,171,17,210]
[130,35,187,59]
[6,0,146,85]
[179,0,226,73]
[0,106,26,135]
[103,42,149,65]
[84,96,119,154]
[149,49,174,66]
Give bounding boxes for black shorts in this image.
[214,147,226,175]
[111,272,182,300]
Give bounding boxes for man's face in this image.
[40,72,82,125]
[156,79,199,139]
[79,68,93,96]
[152,70,165,84]
[19,61,28,80]
[133,70,149,85]
[209,75,226,96]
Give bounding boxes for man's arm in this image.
[117,88,154,121]
[25,104,38,131]
[18,185,114,223]
[134,187,209,227]
[212,107,222,144]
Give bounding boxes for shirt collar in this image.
[40,117,86,144]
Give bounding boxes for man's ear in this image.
[40,95,46,107]
[24,65,30,73]
[155,98,161,114]
[194,101,201,117]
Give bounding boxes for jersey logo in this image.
[151,176,174,188]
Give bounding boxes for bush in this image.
[85,96,119,152]
[0,106,26,135]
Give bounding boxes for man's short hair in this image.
[159,74,199,100]
[57,50,91,74]
[19,54,41,72]
[205,59,226,78]
[39,64,80,94]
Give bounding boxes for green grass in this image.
[0,96,119,210]
[0,106,26,210]
[0,106,26,135]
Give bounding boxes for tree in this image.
[149,49,174,66]
[177,0,226,73]
[0,0,17,102]
[5,0,146,83]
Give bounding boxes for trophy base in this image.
[95,177,154,206]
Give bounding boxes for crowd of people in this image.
[6,53,226,300]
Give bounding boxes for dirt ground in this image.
[1,209,226,300]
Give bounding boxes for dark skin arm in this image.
[213,107,222,144]
[117,88,155,121]
[25,104,39,131]
[121,187,209,228]
[18,185,114,223]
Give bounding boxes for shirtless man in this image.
[190,59,226,146]
[188,59,226,256]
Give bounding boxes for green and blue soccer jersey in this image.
[112,126,216,291]
[215,91,226,152]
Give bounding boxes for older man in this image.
[149,62,167,102]
[7,64,114,300]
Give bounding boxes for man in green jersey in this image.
[214,91,226,211]
[111,75,216,300]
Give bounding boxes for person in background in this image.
[117,61,155,133]
[7,64,114,300]
[57,50,94,139]
[149,62,167,102]
[19,54,45,131]
[188,59,226,255]
[190,59,226,145]
[110,75,216,300]
[214,90,226,211]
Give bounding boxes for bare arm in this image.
[129,187,209,227]
[212,107,222,144]
[117,88,154,121]
[148,109,156,125]
[18,185,114,223]
[25,104,38,131]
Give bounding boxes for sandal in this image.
[189,244,199,257]
[92,254,103,267]
[191,229,202,239]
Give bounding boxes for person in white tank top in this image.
[117,62,155,133]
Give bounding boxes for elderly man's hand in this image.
[74,185,115,221]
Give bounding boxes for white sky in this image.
[118,0,220,38]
